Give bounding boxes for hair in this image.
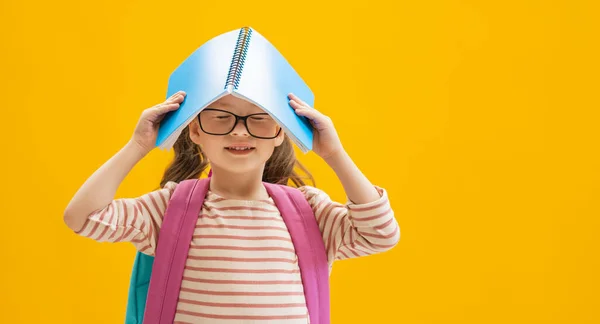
[159,126,315,188]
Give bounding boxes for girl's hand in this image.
[288,93,344,160]
[131,91,186,154]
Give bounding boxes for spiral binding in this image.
[225,27,252,90]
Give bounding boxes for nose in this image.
[230,118,249,136]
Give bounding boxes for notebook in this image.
[156,27,315,153]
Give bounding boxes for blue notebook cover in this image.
[156,27,314,153]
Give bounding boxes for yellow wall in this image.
[1,0,598,322]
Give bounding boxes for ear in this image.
[188,118,202,145]
[274,127,285,147]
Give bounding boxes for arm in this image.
[289,93,400,263]
[323,150,380,204]
[323,151,400,259]
[302,181,399,264]
[63,140,147,232]
[63,91,185,232]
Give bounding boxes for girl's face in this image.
[188,94,285,175]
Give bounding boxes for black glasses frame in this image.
[198,108,282,139]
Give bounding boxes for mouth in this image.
[224,145,256,155]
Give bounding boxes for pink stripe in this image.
[330,227,339,260]
[205,205,278,213]
[326,209,344,253]
[316,203,336,224]
[374,217,394,230]
[339,216,349,245]
[95,203,116,241]
[182,277,302,285]
[258,199,276,206]
[108,202,124,240]
[313,199,328,216]
[354,240,376,253]
[116,202,133,241]
[147,192,162,216]
[158,191,168,209]
[145,218,154,244]
[138,205,147,234]
[86,210,104,239]
[189,245,295,253]
[178,298,305,308]
[187,256,296,263]
[348,230,360,257]
[138,198,155,222]
[176,309,307,320]
[322,204,338,236]
[349,198,388,212]
[351,207,392,222]
[113,201,136,241]
[338,249,351,259]
[120,207,138,242]
[201,213,283,222]
[209,197,275,206]
[192,234,292,242]
[145,196,159,244]
[131,236,145,243]
[361,226,399,239]
[195,224,287,231]
[356,240,397,249]
[180,287,304,296]
[184,266,300,274]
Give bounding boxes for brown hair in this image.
[159,126,314,188]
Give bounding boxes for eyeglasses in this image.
[197,108,282,139]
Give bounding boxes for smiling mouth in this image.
[225,146,256,153]
[225,146,255,150]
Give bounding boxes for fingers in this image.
[145,102,180,120]
[166,91,186,104]
[288,93,311,109]
[158,102,181,113]
[292,104,320,120]
[289,99,321,118]
[149,91,186,117]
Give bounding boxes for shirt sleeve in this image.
[299,185,400,264]
[73,181,178,256]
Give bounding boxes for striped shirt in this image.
[76,181,400,323]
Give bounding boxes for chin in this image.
[212,149,269,175]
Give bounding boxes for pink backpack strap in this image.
[263,183,330,324]
[143,178,210,324]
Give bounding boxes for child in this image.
[64,91,400,323]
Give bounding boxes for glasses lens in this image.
[199,110,235,134]
[247,114,279,138]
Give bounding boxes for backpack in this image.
[124,178,330,324]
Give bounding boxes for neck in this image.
[208,165,268,200]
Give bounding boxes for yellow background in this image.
[1,0,599,322]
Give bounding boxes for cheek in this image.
[196,133,223,157]
[255,141,277,159]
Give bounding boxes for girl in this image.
[64,91,400,323]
